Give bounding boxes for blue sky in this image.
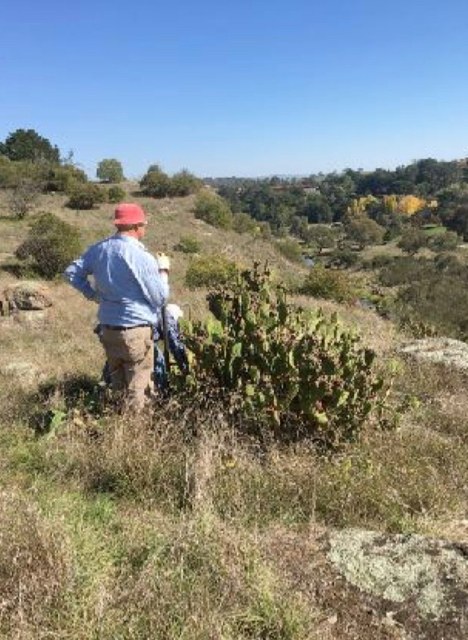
[1,0,467,178]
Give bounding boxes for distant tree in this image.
[1,128,60,163]
[345,217,385,249]
[140,165,171,198]
[304,224,336,254]
[319,173,356,220]
[301,193,333,223]
[397,228,428,255]
[290,215,309,239]
[441,205,468,241]
[170,169,202,196]
[96,158,124,183]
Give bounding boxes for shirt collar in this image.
[114,233,145,249]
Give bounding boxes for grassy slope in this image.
[0,189,467,639]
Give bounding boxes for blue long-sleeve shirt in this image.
[64,234,169,326]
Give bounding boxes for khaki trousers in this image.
[100,326,154,411]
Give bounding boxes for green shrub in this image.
[257,221,272,240]
[67,183,107,209]
[378,257,432,287]
[0,156,21,188]
[185,254,238,289]
[42,164,88,193]
[427,230,460,252]
[329,248,359,269]
[174,235,201,254]
[139,165,171,198]
[183,264,387,447]
[232,212,257,234]
[397,228,427,254]
[169,170,202,196]
[275,238,303,263]
[364,254,396,270]
[107,185,126,203]
[193,190,233,229]
[0,158,47,189]
[300,264,361,303]
[396,275,468,340]
[15,212,82,278]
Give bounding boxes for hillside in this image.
[0,190,467,639]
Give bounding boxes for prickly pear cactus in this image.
[183,263,387,446]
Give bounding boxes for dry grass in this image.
[0,189,467,638]
[0,489,72,638]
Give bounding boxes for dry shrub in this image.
[0,490,71,636]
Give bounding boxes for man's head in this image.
[114,203,147,239]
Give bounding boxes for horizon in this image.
[2,0,468,178]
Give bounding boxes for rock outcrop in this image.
[399,337,468,372]
[3,282,53,311]
[263,526,468,639]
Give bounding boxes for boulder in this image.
[4,282,53,311]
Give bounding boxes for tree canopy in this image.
[96,158,124,183]
[0,129,60,164]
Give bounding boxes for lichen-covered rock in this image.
[399,338,468,372]
[328,528,468,624]
[4,282,53,311]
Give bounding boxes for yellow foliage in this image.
[398,195,426,215]
[383,195,399,213]
[347,195,377,217]
[348,194,426,218]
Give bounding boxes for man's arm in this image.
[63,249,98,301]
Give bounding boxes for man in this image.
[64,202,169,410]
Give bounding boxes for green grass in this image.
[421,225,447,236]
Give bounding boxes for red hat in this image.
[114,203,146,226]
